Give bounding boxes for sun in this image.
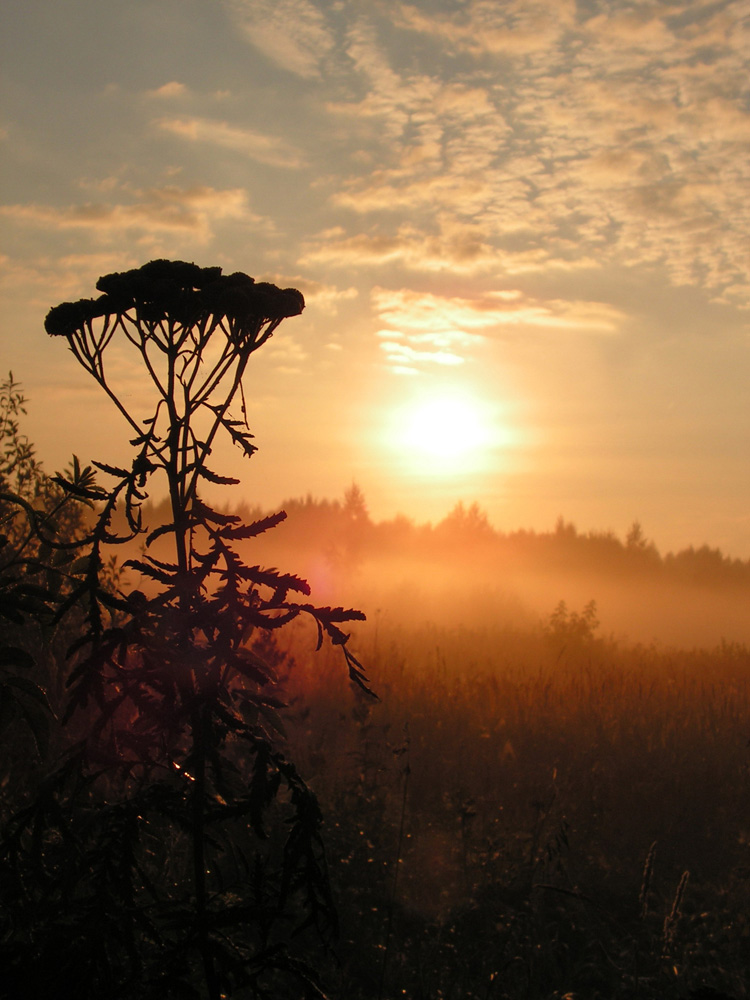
[387,389,505,477]
[403,396,486,458]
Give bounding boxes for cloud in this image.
[300,219,500,274]
[373,287,625,338]
[155,116,305,168]
[394,0,577,56]
[378,339,465,372]
[265,330,308,373]
[0,186,267,243]
[293,279,358,314]
[224,0,334,79]
[310,0,750,304]
[300,216,601,276]
[145,81,188,99]
[0,254,143,330]
[372,282,625,373]
[371,285,624,372]
[331,162,497,216]
[301,227,412,267]
[329,22,508,182]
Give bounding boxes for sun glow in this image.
[386,389,509,477]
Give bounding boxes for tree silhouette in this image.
[1,260,372,999]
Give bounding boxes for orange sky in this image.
[1,0,749,556]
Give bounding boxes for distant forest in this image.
[136,484,750,592]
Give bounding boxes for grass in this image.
[278,617,750,999]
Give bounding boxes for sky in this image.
[1,0,749,557]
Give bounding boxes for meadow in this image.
[278,608,750,999]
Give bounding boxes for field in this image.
[277,604,750,999]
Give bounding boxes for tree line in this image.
[137,492,750,591]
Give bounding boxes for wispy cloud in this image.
[394,0,576,56]
[292,279,358,314]
[315,0,750,304]
[0,253,140,316]
[265,331,309,374]
[0,186,266,243]
[373,284,624,373]
[378,339,465,373]
[374,287,624,336]
[301,217,600,275]
[145,81,188,100]
[300,219,499,274]
[223,0,334,79]
[155,116,306,168]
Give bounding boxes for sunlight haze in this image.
[1,0,749,556]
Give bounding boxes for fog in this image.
[285,552,750,650]
[130,493,750,650]
[214,500,750,651]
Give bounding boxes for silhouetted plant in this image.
[1,374,100,778]
[1,261,372,999]
[544,598,600,648]
[1,373,44,506]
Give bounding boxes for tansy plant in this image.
[1,260,372,1000]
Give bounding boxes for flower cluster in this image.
[45,259,304,343]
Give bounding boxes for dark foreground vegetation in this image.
[1,263,371,1000]
[2,258,748,998]
[5,430,749,1000]
[278,618,750,999]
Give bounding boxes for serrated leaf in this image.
[22,702,51,757]
[219,415,258,458]
[146,521,176,545]
[191,499,237,526]
[196,466,240,485]
[344,645,376,697]
[2,686,52,758]
[124,559,175,585]
[224,510,287,540]
[5,675,51,709]
[0,646,35,670]
[0,686,17,736]
[142,554,179,572]
[258,702,287,739]
[92,459,130,478]
[230,648,275,686]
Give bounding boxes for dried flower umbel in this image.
[45,260,305,520]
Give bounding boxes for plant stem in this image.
[378,741,410,1000]
[191,703,219,1000]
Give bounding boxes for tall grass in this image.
[281,618,750,999]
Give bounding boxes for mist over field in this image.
[327,550,750,650]
[136,489,750,650]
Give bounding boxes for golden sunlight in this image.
[386,389,507,478]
